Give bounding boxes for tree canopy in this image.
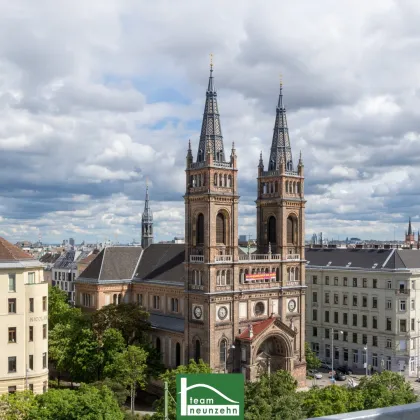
[305,342,321,370]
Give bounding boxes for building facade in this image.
[306,247,420,376]
[76,66,307,384]
[0,237,48,395]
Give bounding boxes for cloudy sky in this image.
[1,0,420,244]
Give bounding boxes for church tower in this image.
[405,217,415,247]
[141,183,153,249]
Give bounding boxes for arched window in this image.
[221,270,226,286]
[224,174,227,187]
[195,340,201,363]
[296,267,299,280]
[228,175,232,187]
[202,174,206,186]
[175,343,181,367]
[171,298,179,312]
[118,294,122,304]
[216,213,226,244]
[156,337,161,354]
[220,339,227,364]
[297,182,300,194]
[276,268,280,282]
[196,214,204,245]
[219,174,222,186]
[285,181,289,193]
[216,270,221,286]
[113,294,117,305]
[226,270,231,285]
[287,216,297,244]
[214,174,218,186]
[275,181,278,193]
[268,216,276,244]
[239,269,244,283]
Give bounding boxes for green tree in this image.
[357,371,418,409]
[48,285,82,330]
[244,371,305,420]
[30,384,124,420]
[302,385,364,418]
[92,378,130,407]
[104,346,148,414]
[305,342,321,370]
[150,359,212,420]
[0,390,37,420]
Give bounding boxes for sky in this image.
[1,0,420,244]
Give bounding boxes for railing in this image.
[239,254,281,261]
[213,161,232,168]
[285,280,300,287]
[286,254,301,261]
[190,255,204,263]
[190,284,204,291]
[396,289,409,294]
[214,255,232,262]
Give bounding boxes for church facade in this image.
[75,65,307,385]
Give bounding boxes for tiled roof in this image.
[149,313,184,333]
[39,252,61,264]
[237,317,275,341]
[134,244,185,283]
[78,250,99,266]
[53,250,76,269]
[0,237,34,261]
[79,246,143,281]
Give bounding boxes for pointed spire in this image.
[142,180,153,248]
[298,150,303,166]
[196,55,226,163]
[258,151,264,168]
[408,217,413,235]
[268,79,294,172]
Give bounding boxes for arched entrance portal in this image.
[254,335,291,376]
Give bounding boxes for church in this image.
[76,63,307,385]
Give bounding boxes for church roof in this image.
[0,237,34,261]
[237,317,276,341]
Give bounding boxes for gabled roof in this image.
[0,237,34,261]
[39,252,61,264]
[134,243,185,283]
[237,317,275,341]
[79,246,143,282]
[78,250,99,266]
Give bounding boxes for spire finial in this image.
[232,141,235,149]
[210,53,213,71]
[188,139,191,150]
[146,176,148,188]
[280,73,283,88]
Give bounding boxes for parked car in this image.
[337,366,353,375]
[335,372,347,381]
[308,370,323,379]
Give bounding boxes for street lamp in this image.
[331,328,343,383]
[364,345,368,376]
[224,344,235,373]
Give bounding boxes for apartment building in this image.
[0,237,48,394]
[306,247,420,376]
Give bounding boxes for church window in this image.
[196,214,204,245]
[175,343,181,367]
[219,339,227,364]
[216,271,221,285]
[285,181,289,193]
[219,174,222,186]
[254,302,265,316]
[117,294,122,304]
[268,216,276,244]
[275,181,278,193]
[113,294,117,305]
[195,340,201,363]
[228,175,232,187]
[156,337,161,354]
[240,269,244,283]
[171,298,179,312]
[297,182,301,193]
[214,174,218,186]
[226,270,231,285]
[216,213,226,244]
[287,216,297,244]
[224,174,227,187]
[153,296,160,309]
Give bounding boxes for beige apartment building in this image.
[0,237,48,394]
[306,247,420,376]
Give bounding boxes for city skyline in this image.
[1,1,420,243]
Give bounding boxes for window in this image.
[29,326,34,341]
[312,309,318,321]
[386,299,392,310]
[171,298,179,313]
[352,314,357,327]
[334,347,339,360]
[400,319,407,333]
[372,316,378,329]
[325,311,330,323]
[137,294,143,306]
[343,277,348,287]
[352,295,358,306]
[353,350,358,364]
[362,315,367,328]
[372,353,378,367]
[363,278,367,288]
[400,300,407,311]
[8,299,16,314]
[343,313,348,325]
[411,300,415,310]
[362,296,367,307]
[372,336,378,347]
[412,318,416,331]
[195,340,201,363]
[386,357,391,370]
[43,352,47,369]
[325,328,330,339]
[386,318,392,331]
[8,386,16,394]
[373,279,377,288]
[8,357,16,373]
[216,213,226,244]
[353,333,358,344]
[54,272,57,280]
[325,344,330,359]
[312,275,318,284]
[333,331,339,340]
[343,348,348,362]
[43,324,47,339]
[313,292,318,303]
[219,339,227,364]
[362,334,367,345]
[312,343,319,356]
[343,331,348,342]
[353,278,357,287]
[325,276,330,285]
[343,295,348,306]
[28,272,35,284]
[29,384,33,392]
[42,296,47,311]
[29,298,34,313]
[372,297,378,309]
[8,327,16,343]
[387,281,392,289]
[334,294,339,304]
[386,339,392,349]
[82,293,91,307]
[153,296,160,309]
[325,293,330,304]
[312,327,318,337]
[196,214,204,245]
[334,277,338,286]
[8,274,16,292]
[29,355,33,370]
[267,216,276,244]
[334,312,338,323]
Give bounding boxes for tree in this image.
[48,285,83,331]
[305,342,321,370]
[104,346,148,414]
[302,385,364,418]
[357,371,418,409]
[0,390,37,420]
[244,371,305,420]
[150,360,212,420]
[92,378,130,407]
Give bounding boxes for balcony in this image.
[286,254,300,261]
[190,255,204,263]
[285,280,300,287]
[190,284,204,291]
[396,289,409,295]
[239,254,281,262]
[214,255,232,263]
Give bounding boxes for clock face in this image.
[193,305,203,320]
[218,306,228,320]
[288,300,296,312]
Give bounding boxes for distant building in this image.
[69,238,75,247]
[0,237,48,394]
[405,218,416,247]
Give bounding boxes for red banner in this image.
[245,272,276,281]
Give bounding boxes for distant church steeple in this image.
[141,181,153,249]
[405,217,415,247]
